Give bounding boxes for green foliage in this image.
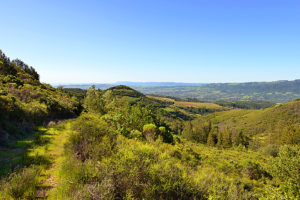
[182,120,212,144]
[0,50,17,76]
[84,85,106,114]
[0,50,82,140]
[280,124,300,145]
[159,126,174,144]
[270,145,300,199]
[207,128,218,146]
[217,127,232,148]
[12,58,39,80]
[57,115,278,199]
[260,144,280,157]
[189,100,300,148]
[142,123,157,142]
[3,75,24,86]
[107,85,144,98]
[216,100,275,109]
[120,103,156,132]
[0,167,40,199]
[1,50,299,200]
[68,114,116,161]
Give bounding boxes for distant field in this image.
[147,95,223,109]
[174,101,223,109]
[146,95,174,102]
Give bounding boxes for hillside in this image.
[51,86,299,199]
[0,50,299,199]
[0,50,82,143]
[183,99,300,149]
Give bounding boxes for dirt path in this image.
[33,122,72,199]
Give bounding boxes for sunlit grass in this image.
[0,121,74,199]
[174,101,223,109]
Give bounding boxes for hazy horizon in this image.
[51,79,299,85]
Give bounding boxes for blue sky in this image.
[0,0,299,83]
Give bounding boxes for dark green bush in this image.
[3,75,24,86]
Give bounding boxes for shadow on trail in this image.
[0,128,52,177]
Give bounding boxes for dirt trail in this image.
[34,123,71,199]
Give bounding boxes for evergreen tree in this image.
[232,130,245,146]
[0,50,16,76]
[222,127,232,148]
[182,121,193,141]
[207,128,218,146]
[281,125,300,145]
[217,130,223,147]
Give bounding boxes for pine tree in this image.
[217,130,223,147]
[222,127,232,148]
[207,128,218,146]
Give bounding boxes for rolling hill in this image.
[136,80,300,103]
[60,79,300,103]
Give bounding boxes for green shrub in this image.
[69,114,116,161]
[1,167,39,199]
[3,75,24,86]
[159,126,174,144]
[128,129,143,139]
[142,124,156,142]
[270,145,300,199]
[260,144,280,157]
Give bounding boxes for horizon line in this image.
[48,79,300,86]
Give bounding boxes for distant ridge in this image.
[58,79,300,103]
[114,81,207,87]
[55,81,207,89]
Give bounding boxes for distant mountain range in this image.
[55,82,207,89]
[114,82,207,87]
[58,79,300,103]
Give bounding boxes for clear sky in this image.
[0,0,299,84]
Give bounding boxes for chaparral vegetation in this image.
[0,51,299,199]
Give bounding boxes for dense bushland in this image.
[54,86,300,199]
[182,100,300,150]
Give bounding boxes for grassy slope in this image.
[198,99,300,144]
[147,95,223,108]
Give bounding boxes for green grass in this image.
[0,121,74,200]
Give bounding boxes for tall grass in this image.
[0,167,40,200]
